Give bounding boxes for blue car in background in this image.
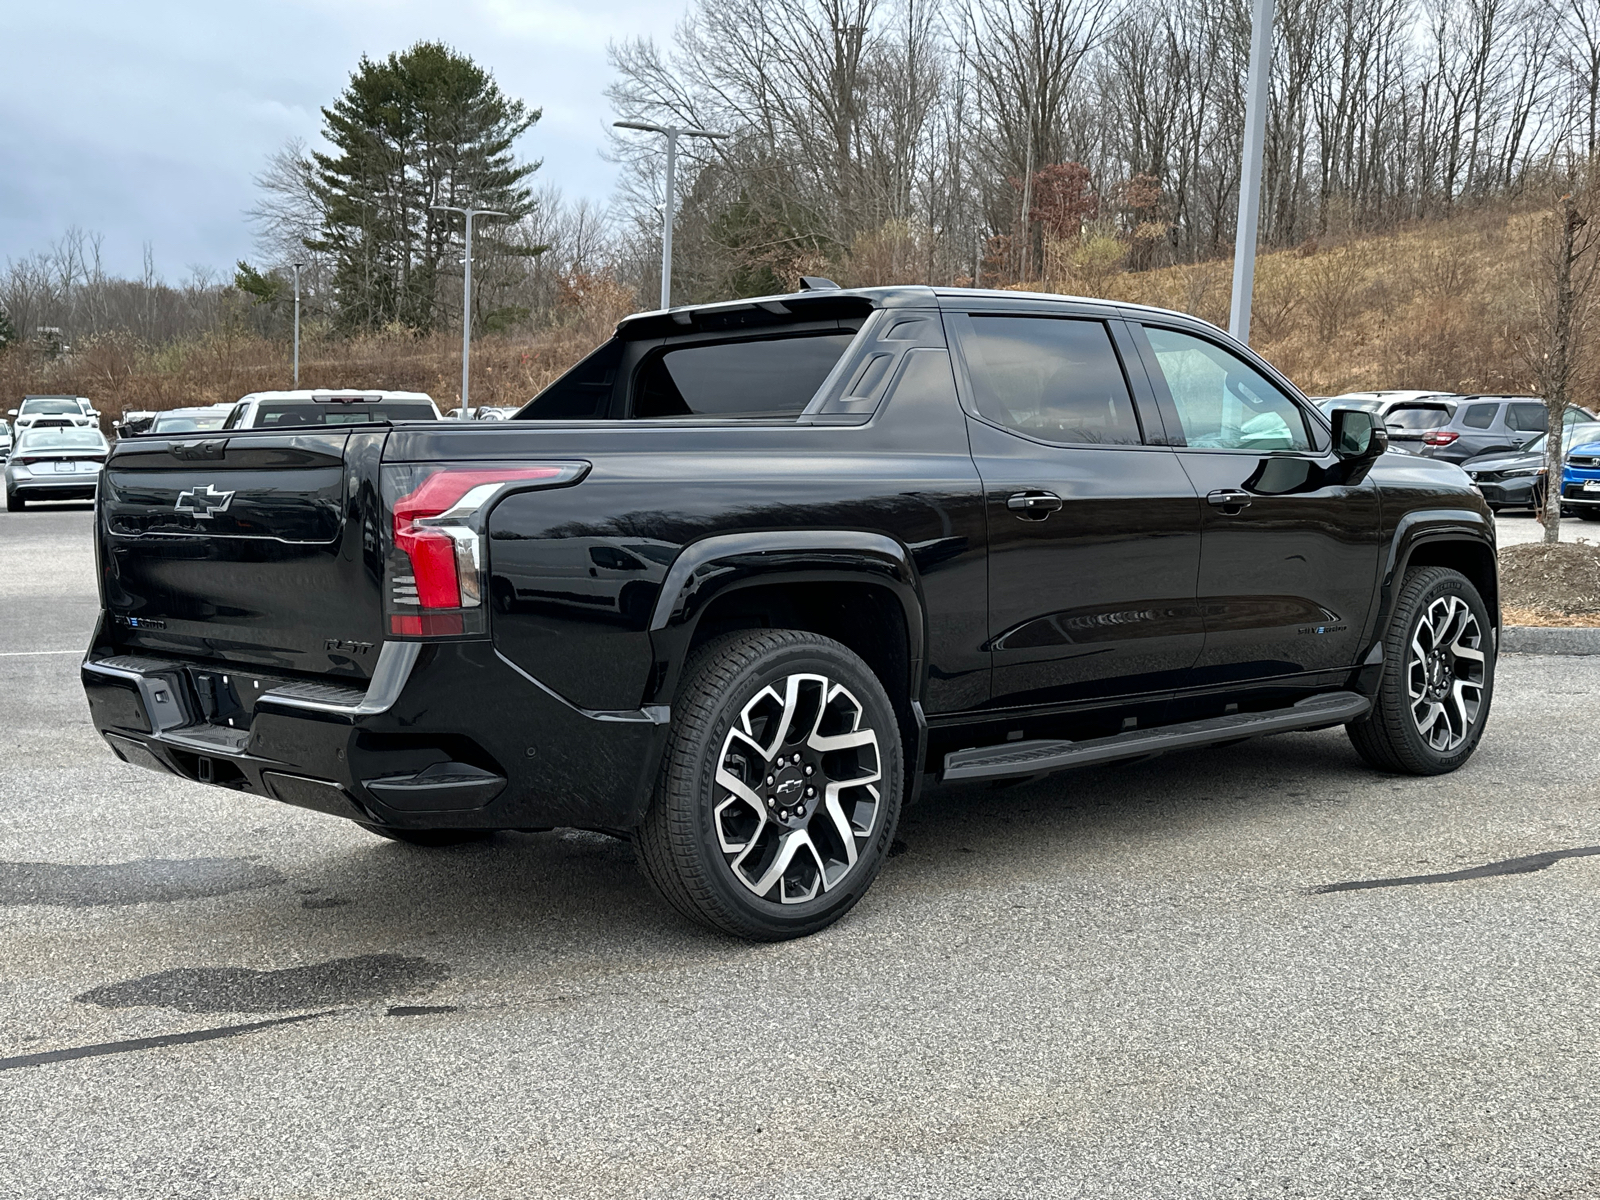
[1561,429,1600,522]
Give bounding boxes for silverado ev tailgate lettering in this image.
[98,430,387,679]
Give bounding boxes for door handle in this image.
[1007,491,1064,519]
[1207,489,1253,511]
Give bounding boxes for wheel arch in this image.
[645,531,930,797]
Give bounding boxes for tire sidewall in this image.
[1384,569,1495,771]
[678,637,902,937]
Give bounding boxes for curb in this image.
[1501,625,1600,656]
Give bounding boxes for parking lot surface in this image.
[2,503,1597,1199]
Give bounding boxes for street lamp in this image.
[1228,0,1276,344]
[291,262,304,389]
[614,120,730,309]
[432,204,510,419]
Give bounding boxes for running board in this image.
[942,691,1372,783]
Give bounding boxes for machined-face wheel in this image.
[714,672,882,905]
[1405,594,1486,752]
[636,629,903,940]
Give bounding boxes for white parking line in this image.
[0,650,80,657]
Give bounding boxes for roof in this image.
[235,389,435,404]
[614,284,1208,340]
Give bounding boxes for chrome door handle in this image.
[1007,491,1064,519]
[1207,489,1252,510]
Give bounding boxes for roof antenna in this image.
[798,276,841,291]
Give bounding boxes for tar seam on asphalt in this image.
[76,954,451,1013]
[0,1011,335,1073]
[387,1005,459,1016]
[1313,845,1600,893]
[0,858,285,907]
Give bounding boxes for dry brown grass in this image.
[1033,204,1555,399]
[0,275,635,418]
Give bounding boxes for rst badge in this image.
[175,484,236,519]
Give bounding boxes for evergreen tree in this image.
[309,42,539,333]
[0,305,14,351]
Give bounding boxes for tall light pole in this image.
[614,120,730,309]
[1228,0,1276,344]
[291,261,304,389]
[432,205,509,419]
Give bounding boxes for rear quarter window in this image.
[1460,403,1498,429]
[632,333,856,419]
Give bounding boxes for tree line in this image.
[605,0,1600,300]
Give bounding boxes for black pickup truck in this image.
[82,285,1497,940]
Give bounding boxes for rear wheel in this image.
[357,824,494,847]
[6,490,24,512]
[1347,566,1494,775]
[636,629,902,941]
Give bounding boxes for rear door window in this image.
[954,315,1143,445]
[1460,403,1498,429]
[1506,402,1548,433]
[632,333,855,419]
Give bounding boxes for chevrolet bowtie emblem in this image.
[175,484,236,519]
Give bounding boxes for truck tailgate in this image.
[97,430,386,680]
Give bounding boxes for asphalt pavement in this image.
[2,502,1598,1199]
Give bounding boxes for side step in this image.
[942,691,1371,783]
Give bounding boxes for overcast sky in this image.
[0,0,683,279]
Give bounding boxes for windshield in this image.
[1385,405,1451,431]
[17,427,108,453]
[20,398,83,416]
[151,410,230,434]
[253,401,438,427]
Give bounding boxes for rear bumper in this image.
[82,636,670,832]
[9,476,100,499]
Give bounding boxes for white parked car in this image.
[0,419,11,459]
[9,395,100,432]
[5,425,109,510]
[221,390,441,429]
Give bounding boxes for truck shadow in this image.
[215,727,1382,973]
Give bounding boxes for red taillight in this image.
[1422,431,1459,446]
[384,462,587,637]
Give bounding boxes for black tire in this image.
[6,490,24,512]
[636,629,903,941]
[1578,510,1600,522]
[1347,566,1494,775]
[357,823,494,846]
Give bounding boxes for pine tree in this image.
[309,42,539,333]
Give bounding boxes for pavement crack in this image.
[1313,845,1600,893]
[0,1011,335,1073]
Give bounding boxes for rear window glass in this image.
[632,333,855,419]
[1385,405,1451,431]
[152,411,230,434]
[254,402,438,427]
[1506,402,1547,433]
[18,428,107,452]
[1460,403,1498,429]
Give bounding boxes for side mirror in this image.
[1332,408,1387,461]
[6,410,15,417]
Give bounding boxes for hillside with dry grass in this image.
[0,204,1569,417]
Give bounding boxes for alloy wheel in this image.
[1406,594,1486,752]
[713,672,883,904]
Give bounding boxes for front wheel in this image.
[1347,566,1494,775]
[1578,509,1600,522]
[636,629,903,941]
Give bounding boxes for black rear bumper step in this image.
[942,691,1372,783]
